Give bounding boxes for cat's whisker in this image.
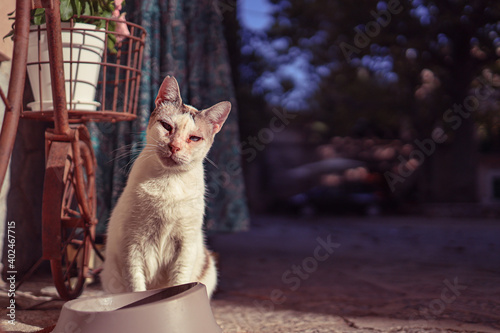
[204,157,219,169]
[120,153,143,173]
[139,152,158,167]
[148,136,161,143]
[109,143,158,164]
[111,141,149,153]
[119,147,158,174]
[110,144,140,159]
[110,150,137,163]
[146,136,165,147]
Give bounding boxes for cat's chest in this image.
[138,176,197,199]
[132,174,204,215]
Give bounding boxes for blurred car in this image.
[289,181,385,216]
[284,158,389,216]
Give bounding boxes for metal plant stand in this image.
[0,0,145,300]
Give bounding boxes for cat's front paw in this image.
[130,284,147,292]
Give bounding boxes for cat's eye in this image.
[190,136,202,142]
[160,121,173,132]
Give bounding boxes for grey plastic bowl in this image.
[52,283,222,333]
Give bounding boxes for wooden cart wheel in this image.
[44,131,97,300]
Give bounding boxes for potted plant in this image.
[8,0,130,112]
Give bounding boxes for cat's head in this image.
[146,76,231,171]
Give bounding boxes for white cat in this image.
[101,76,230,298]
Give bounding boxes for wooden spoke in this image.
[49,130,97,300]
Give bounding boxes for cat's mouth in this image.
[157,149,187,167]
[156,149,177,166]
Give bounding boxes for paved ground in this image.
[1,215,499,332]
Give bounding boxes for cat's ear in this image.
[203,101,231,134]
[155,76,182,107]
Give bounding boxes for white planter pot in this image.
[27,22,105,111]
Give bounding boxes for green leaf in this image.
[107,33,117,54]
[82,1,91,16]
[60,0,74,21]
[74,0,82,17]
[32,8,46,25]
[3,30,14,41]
[102,10,112,18]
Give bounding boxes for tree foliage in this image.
[262,0,500,138]
[249,0,500,201]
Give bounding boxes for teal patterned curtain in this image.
[89,0,249,234]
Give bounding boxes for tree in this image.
[259,0,500,202]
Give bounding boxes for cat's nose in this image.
[168,143,181,153]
